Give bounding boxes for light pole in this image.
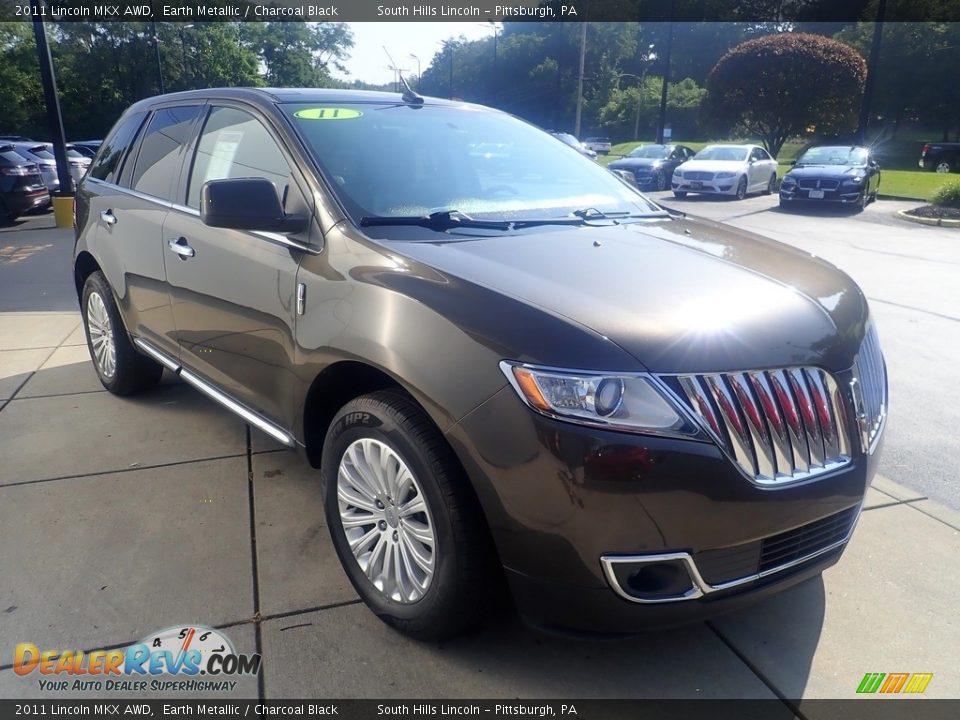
[857,0,888,145]
[477,22,500,102]
[148,0,164,94]
[408,54,421,88]
[575,22,587,137]
[438,40,455,99]
[179,23,194,89]
[617,72,647,142]
[656,3,675,145]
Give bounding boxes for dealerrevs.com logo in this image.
[14,625,261,693]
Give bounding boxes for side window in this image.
[187,106,292,210]
[759,148,773,161]
[89,111,147,184]
[749,148,763,162]
[129,105,203,200]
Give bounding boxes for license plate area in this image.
[691,181,703,189]
[808,189,825,199]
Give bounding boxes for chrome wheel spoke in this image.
[86,292,116,379]
[337,437,437,604]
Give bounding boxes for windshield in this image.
[693,146,749,161]
[628,145,671,159]
[797,146,868,167]
[285,102,660,222]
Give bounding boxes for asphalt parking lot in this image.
[1,198,958,706]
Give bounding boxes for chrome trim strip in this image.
[179,368,295,447]
[85,177,174,209]
[131,337,295,447]
[601,504,860,604]
[132,338,180,372]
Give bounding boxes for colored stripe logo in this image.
[857,672,933,694]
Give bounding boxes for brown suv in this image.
[74,88,888,639]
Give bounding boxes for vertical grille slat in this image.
[673,364,853,485]
[852,324,888,455]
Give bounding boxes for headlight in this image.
[500,362,700,437]
[844,176,865,185]
[715,171,737,179]
[780,176,796,186]
[673,169,682,176]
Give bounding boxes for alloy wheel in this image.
[936,161,951,174]
[736,176,747,200]
[337,438,437,603]
[86,291,117,379]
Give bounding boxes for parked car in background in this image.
[0,144,49,222]
[583,137,612,155]
[780,145,880,211]
[673,144,778,200]
[919,142,959,173]
[550,132,597,159]
[608,144,696,191]
[10,142,91,191]
[0,135,31,142]
[70,140,103,159]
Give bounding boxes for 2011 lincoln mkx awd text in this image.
[73,88,887,639]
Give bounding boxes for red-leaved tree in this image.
[702,33,867,157]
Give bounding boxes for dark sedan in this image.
[608,144,696,191]
[0,144,49,222]
[780,145,880,211]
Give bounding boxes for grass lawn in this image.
[603,139,958,201]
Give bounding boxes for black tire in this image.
[765,174,777,195]
[0,200,15,225]
[322,390,496,641]
[655,169,667,191]
[779,198,791,210]
[857,190,869,212]
[673,191,687,198]
[735,176,748,200]
[81,271,163,396]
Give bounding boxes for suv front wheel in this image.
[81,271,163,395]
[322,390,495,640]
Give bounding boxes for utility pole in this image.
[656,2,675,144]
[857,0,887,145]
[150,17,164,94]
[29,0,72,198]
[574,22,587,137]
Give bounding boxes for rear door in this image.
[85,104,204,358]
[163,103,316,428]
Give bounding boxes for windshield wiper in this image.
[572,207,670,221]
[360,209,514,231]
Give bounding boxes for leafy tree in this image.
[246,22,353,88]
[598,75,705,140]
[701,32,866,155]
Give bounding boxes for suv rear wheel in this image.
[322,390,494,640]
[81,271,163,395]
[936,160,952,173]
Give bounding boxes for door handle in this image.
[100,210,117,226]
[167,237,196,259]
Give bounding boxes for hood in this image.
[608,157,666,170]
[786,165,866,181]
[393,219,869,374]
[678,159,748,174]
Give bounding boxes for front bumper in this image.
[446,384,878,633]
[672,178,738,195]
[780,185,865,204]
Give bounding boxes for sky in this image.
[333,23,497,85]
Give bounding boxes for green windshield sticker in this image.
[293,108,363,120]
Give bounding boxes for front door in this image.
[163,104,316,428]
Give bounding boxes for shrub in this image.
[931,179,960,209]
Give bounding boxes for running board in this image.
[132,338,296,447]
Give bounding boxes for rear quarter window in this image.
[89,111,147,184]
[129,105,203,200]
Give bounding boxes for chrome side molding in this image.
[132,338,296,447]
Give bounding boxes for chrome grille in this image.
[684,171,715,181]
[852,324,887,454]
[672,368,852,484]
[798,179,840,190]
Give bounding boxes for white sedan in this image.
[672,144,778,200]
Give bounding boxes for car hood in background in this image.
[677,160,748,174]
[395,219,868,374]
[786,165,868,181]
[608,158,666,170]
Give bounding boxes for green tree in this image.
[247,22,353,88]
[598,75,705,141]
[702,32,866,156]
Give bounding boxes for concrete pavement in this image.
[0,211,957,703]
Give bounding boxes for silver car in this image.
[10,142,91,192]
[672,144,779,200]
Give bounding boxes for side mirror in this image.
[200,178,307,234]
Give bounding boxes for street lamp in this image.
[179,24,194,89]
[408,54,421,89]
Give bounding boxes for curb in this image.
[895,210,960,227]
[871,473,960,532]
[877,193,925,202]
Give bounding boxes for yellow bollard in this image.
[52,195,73,229]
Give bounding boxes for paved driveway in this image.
[0,208,957,707]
